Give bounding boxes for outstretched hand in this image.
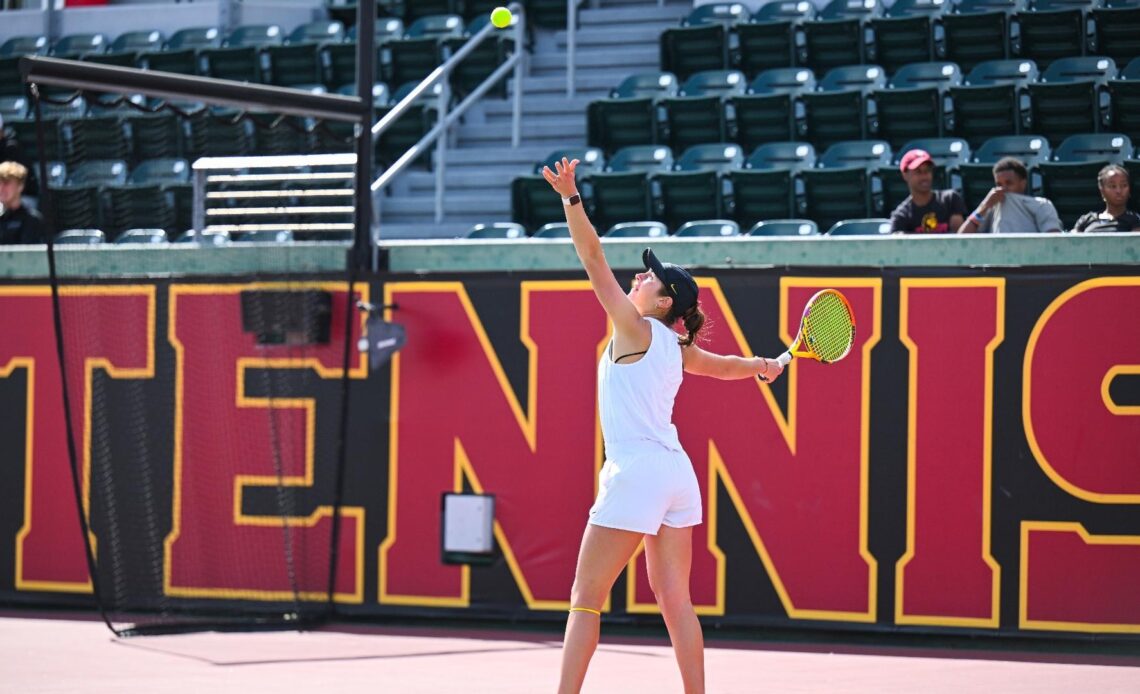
[541,157,580,198]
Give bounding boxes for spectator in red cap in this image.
[889,148,966,233]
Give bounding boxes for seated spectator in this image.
[0,116,38,198]
[957,157,1062,234]
[890,148,966,233]
[0,161,49,244]
[1071,164,1140,233]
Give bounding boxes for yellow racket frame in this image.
[776,288,857,366]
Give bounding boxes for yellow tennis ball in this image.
[491,6,512,28]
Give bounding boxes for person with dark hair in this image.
[0,160,48,244]
[1071,164,1140,232]
[958,156,1062,234]
[542,156,784,694]
[890,148,967,233]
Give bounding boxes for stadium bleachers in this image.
[1,0,1138,242]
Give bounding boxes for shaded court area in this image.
[1,611,1138,693]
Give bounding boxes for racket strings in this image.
[803,293,855,362]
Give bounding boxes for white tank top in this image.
[597,317,685,460]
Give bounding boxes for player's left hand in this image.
[541,157,580,198]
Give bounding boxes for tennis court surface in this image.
[3,611,1138,693]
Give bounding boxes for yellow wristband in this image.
[569,606,601,616]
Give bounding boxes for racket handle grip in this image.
[776,351,792,367]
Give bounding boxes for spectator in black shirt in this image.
[0,116,38,198]
[1071,164,1140,233]
[889,148,967,234]
[0,161,49,244]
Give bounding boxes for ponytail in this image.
[668,301,707,347]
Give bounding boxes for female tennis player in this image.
[542,157,784,694]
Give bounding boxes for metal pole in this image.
[566,0,576,98]
[192,167,205,233]
[435,80,450,223]
[512,2,524,147]
[354,0,375,263]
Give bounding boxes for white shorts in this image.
[588,444,703,536]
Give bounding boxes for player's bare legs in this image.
[645,525,704,694]
[558,524,644,694]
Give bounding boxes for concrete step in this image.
[551,23,676,49]
[376,221,473,240]
[578,4,689,26]
[457,119,586,147]
[402,169,523,193]
[529,46,660,74]
[443,145,554,166]
[480,96,595,122]
[379,194,510,218]
[516,73,627,99]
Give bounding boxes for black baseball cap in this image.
[642,247,699,314]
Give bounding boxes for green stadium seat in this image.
[734,1,813,78]
[723,143,813,228]
[0,35,49,57]
[580,145,673,234]
[321,42,386,91]
[61,115,130,168]
[239,230,294,243]
[185,109,256,158]
[659,70,746,153]
[947,58,1037,148]
[129,159,190,185]
[0,95,27,121]
[726,68,815,151]
[174,229,230,245]
[511,174,565,233]
[228,25,285,47]
[346,17,407,43]
[611,72,680,100]
[109,30,165,57]
[748,219,820,236]
[604,221,669,238]
[867,61,961,149]
[114,228,168,244]
[54,228,105,245]
[336,82,391,107]
[124,112,183,161]
[167,27,222,51]
[652,143,743,232]
[69,159,129,186]
[0,57,21,97]
[661,5,747,82]
[533,222,571,238]
[800,0,883,75]
[386,14,463,87]
[1010,0,1092,70]
[289,21,346,45]
[526,0,585,30]
[1051,132,1133,163]
[800,65,887,151]
[868,0,949,76]
[937,0,1022,74]
[1090,0,1140,66]
[405,0,461,23]
[795,165,884,231]
[534,147,606,175]
[52,33,108,59]
[262,44,323,87]
[52,186,104,232]
[1026,56,1115,147]
[819,139,893,168]
[676,219,741,237]
[466,222,527,238]
[1106,57,1140,144]
[826,218,894,235]
[587,97,659,156]
[1035,158,1107,229]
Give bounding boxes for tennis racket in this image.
[776,289,856,367]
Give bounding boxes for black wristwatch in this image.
[562,193,581,207]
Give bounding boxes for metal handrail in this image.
[370,2,525,231]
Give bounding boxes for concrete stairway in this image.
[375,0,691,240]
